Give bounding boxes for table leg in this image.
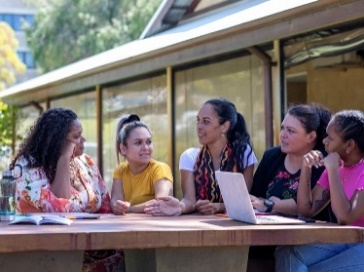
[125,246,249,272]
[0,250,84,272]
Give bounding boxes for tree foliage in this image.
[25,0,162,73]
[0,22,26,90]
[0,22,25,151]
[0,100,15,146]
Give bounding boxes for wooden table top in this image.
[0,213,362,253]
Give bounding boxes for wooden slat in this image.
[0,214,362,253]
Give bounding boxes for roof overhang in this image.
[1,0,363,106]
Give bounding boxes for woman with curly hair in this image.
[11,108,124,272]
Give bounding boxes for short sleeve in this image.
[15,154,110,214]
[356,171,364,191]
[113,164,123,180]
[179,147,200,171]
[244,144,258,167]
[317,169,330,189]
[149,161,173,185]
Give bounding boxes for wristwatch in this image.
[263,199,275,213]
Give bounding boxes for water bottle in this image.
[0,169,16,221]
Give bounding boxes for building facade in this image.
[1,0,363,195]
[0,0,36,83]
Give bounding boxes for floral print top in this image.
[266,164,300,201]
[15,154,111,213]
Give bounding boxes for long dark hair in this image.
[11,108,78,182]
[204,98,253,168]
[287,104,332,151]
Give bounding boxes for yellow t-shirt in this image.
[113,159,173,206]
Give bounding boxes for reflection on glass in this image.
[51,92,97,165]
[102,75,167,191]
[174,55,266,198]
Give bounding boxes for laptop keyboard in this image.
[256,216,279,223]
[255,215,304,224]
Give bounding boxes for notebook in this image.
[215,171,305,224]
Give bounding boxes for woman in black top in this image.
[248,104,334,271]
[250,104,333,220]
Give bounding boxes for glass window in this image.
[51,91,97,165]
[102,75,168,191]
[17,51,36,68]
[24,52,35,68]
[24,15,34,27]
[2,14,13,27]
[0,14,34,30]
[13,15,23,31]
[174,54,266,198]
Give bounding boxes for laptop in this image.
[215,171,305,224]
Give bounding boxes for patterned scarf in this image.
[193,143,244,203]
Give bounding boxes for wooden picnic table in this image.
[0,213,362,272]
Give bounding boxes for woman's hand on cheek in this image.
[323,152,341,169]
[62,141,76,160]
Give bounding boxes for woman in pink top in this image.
[275,110,364,271]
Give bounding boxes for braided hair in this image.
[11,108,78,183]
[331,110,364,152]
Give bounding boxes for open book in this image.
[9,214,73,225]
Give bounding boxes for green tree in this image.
[0,22,25,150]
[26,0,162,73]
[0,22,26,91]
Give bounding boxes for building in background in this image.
[0,0,36,84]
[1,0,364,195]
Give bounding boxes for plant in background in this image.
[0,101,15,172]
[0,22,26,170]
[0,22,26,90]
[25,0,162,73]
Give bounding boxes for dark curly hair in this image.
[11,108,78,183]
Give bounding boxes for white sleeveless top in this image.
[179,145,258,171]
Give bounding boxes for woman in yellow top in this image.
[111,114,173,214]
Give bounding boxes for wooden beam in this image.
[95,85,103,176]
[247,47,274,148]
[166,66,175,194]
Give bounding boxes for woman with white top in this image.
[144,98,257,216]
